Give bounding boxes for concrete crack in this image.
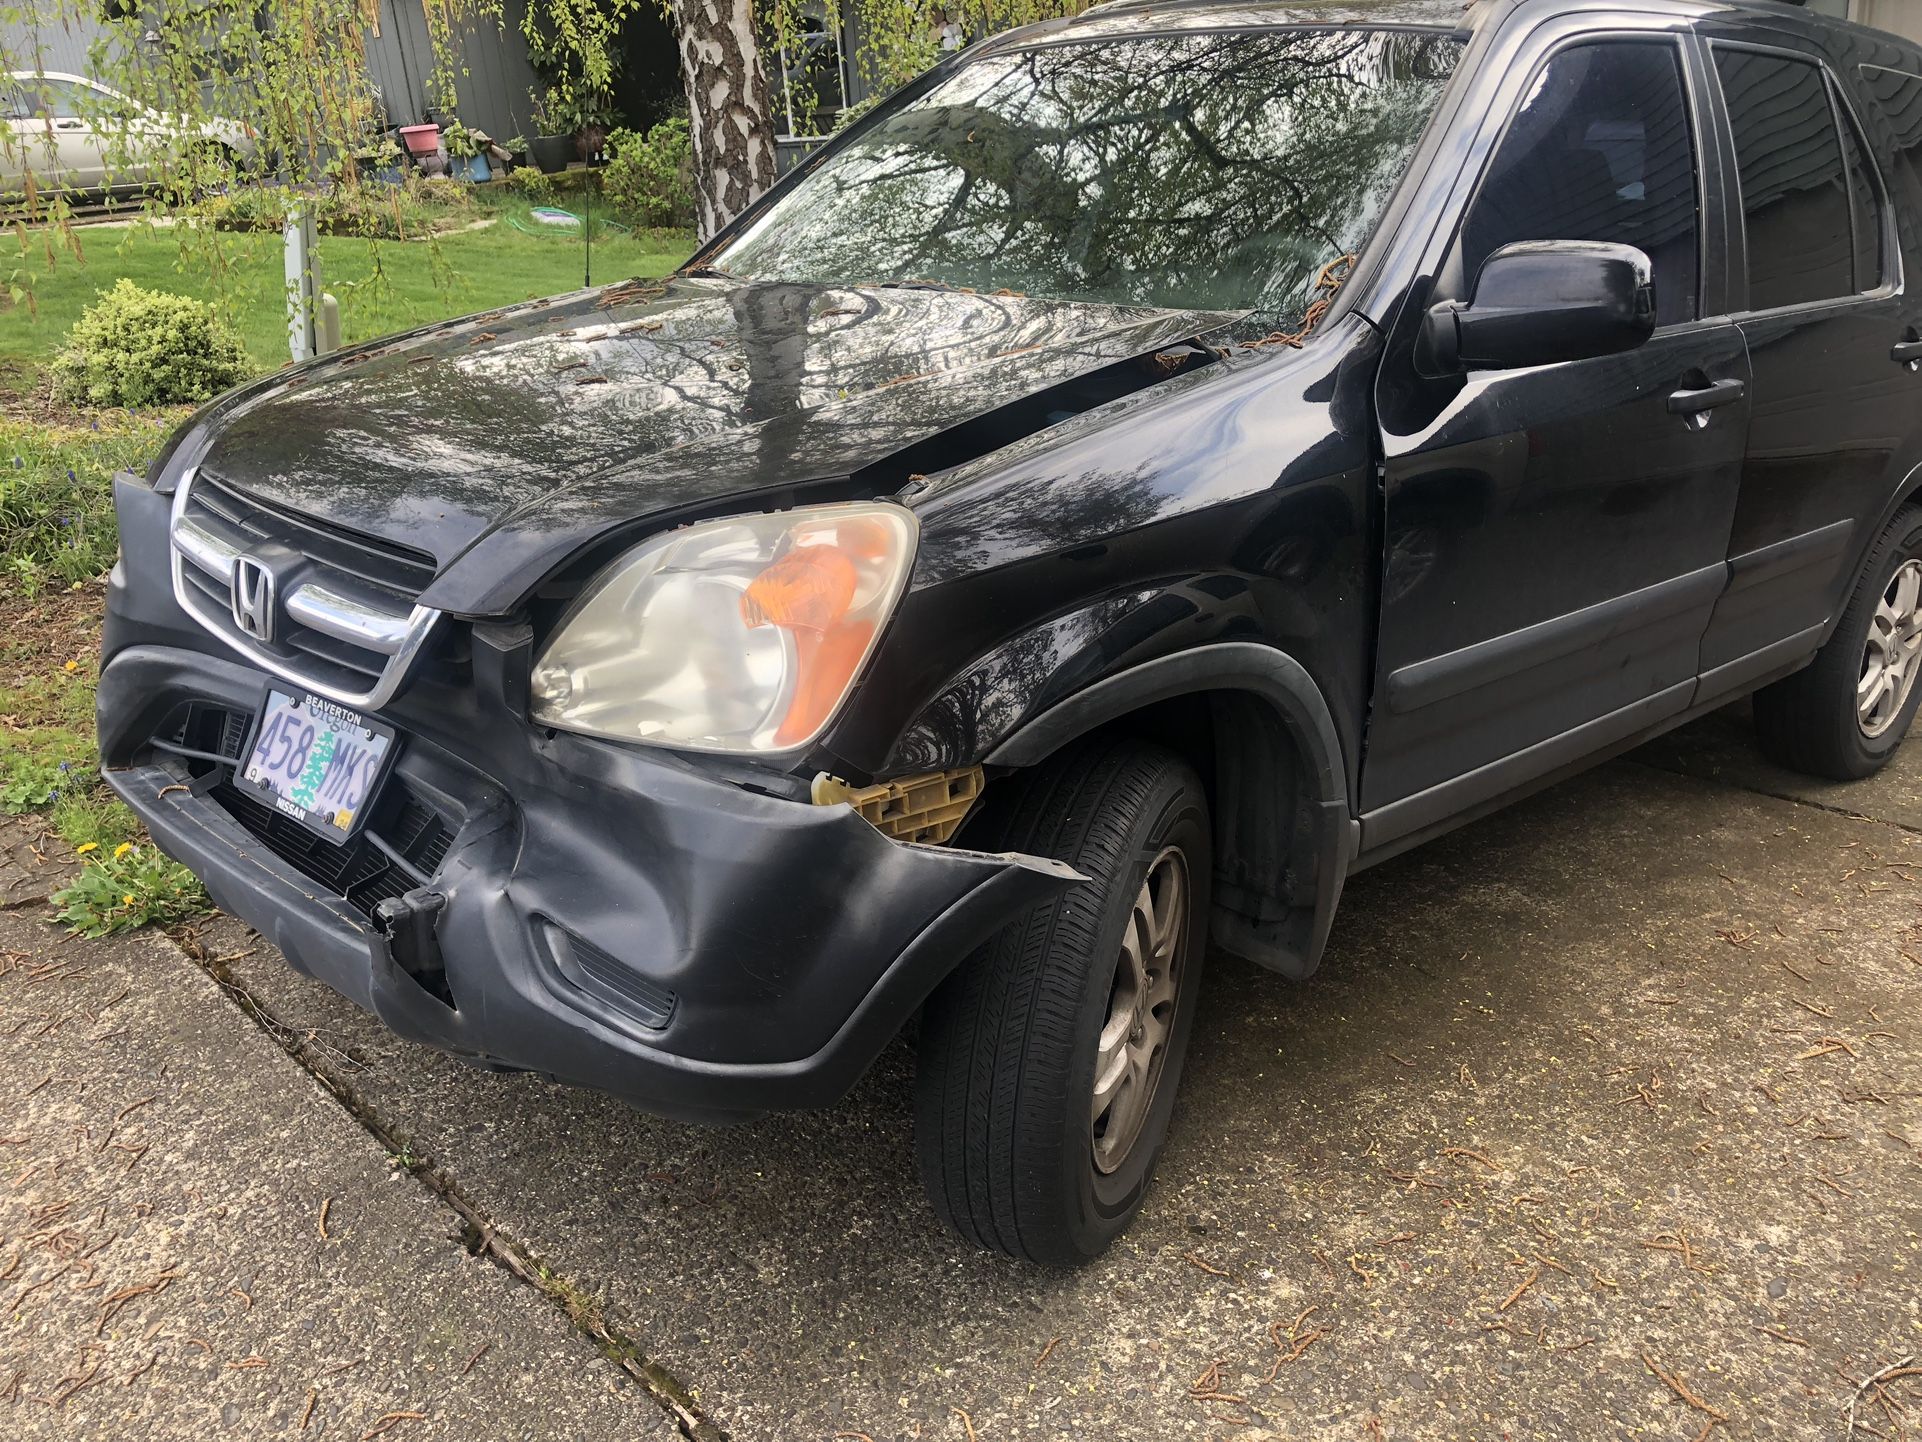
[1624,755,1922,838]
[166,923,729,1442]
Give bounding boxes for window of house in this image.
[769,1,852,138]
[1714,48,1856,310]
[1461,41,1700,327]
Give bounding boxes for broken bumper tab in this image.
[96,643,1078,1123]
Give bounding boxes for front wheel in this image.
[914,738,1211,1264]
[1754,505,1922,780]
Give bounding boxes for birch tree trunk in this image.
[670,0,779,242]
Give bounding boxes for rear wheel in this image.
[913,737,1210,1264]
[1754,505,1922,780]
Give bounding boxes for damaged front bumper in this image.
[99,474,1077,1122]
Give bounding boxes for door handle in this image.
[52,118,84,131]
[1893,339,1922,366]
[1667,377,1746,415]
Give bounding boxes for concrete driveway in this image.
[5,707,1920,1440]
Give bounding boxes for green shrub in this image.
[499,164,557,202]
[603,118,693,229]
[51,281,249,409]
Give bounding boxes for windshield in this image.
[716,28,1462,321]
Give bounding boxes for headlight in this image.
[528,503,917,755]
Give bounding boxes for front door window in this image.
[1460,40,1700,327]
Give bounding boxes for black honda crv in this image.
[100,0,1922,1260]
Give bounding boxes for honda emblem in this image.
[231,556,277,643]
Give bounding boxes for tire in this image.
[1753,504,1922,780]
[914,737,1211,1264]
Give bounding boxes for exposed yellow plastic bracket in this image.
[811,766,986,846]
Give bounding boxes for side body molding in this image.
[987,642,1356,980]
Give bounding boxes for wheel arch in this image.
[1836,460,1922,645]
[984,642,1358,979]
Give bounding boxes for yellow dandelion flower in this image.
[75,841,98,854]
[113,842,134,859]
[62,660,78,673]
[122,894,135,905]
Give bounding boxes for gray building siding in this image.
[0,9,104,76]
[2,1,540,144]
[365,0,542,142]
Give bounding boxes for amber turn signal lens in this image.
[740,544,859,632]
[742,543,879,745]
[774,620,876,746]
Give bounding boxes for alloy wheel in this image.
[1091,845,1189,1175]
[1860,558,1922,739]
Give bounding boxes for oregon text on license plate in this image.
[242,690,394,838]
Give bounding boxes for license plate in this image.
[240,689,396,841]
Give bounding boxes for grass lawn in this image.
[3,206,693,390]
[0,200,693,932]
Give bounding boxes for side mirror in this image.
[1423,240,1656,372]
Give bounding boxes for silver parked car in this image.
[2,70,257,196]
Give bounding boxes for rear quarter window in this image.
[1861,62,1922,195]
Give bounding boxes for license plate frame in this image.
[238,687,399,843]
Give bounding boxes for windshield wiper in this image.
[678,263,740,280]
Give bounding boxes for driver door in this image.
[1362,33,1749,851]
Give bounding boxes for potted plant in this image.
[397,121,442,160]
[369,137,407,186]
[531,89,620,171]
[503,134,530,170]
[530,90,577,174]
[441,120,493,182]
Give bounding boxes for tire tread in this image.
[915,736,1202,1263]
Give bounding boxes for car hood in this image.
[190,276,1242,614]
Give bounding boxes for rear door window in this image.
[1713,49,1856,310]
[1460,41,1700,327]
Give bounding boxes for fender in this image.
[988,642,1358,979]
[1834,454,1922,645]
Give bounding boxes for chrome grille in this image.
[168,467,442,709]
